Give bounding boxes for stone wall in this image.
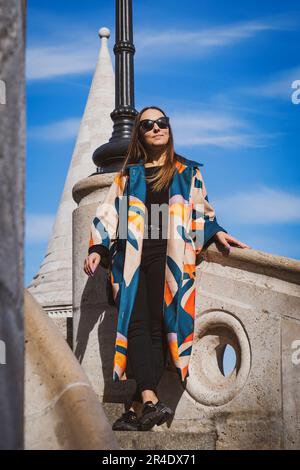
[0,0,26,450]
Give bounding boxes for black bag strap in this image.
[108,173,129,268]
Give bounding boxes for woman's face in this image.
[139,109,170,150]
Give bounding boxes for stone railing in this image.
[178,245,300,449]
[24,290,119,450]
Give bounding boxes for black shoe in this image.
[138,400,174,431]
[112,410,139,431]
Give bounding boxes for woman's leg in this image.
[126,244,168,412]
[145,256,168,391]
[127,267,158,408]
[136,253,175,430]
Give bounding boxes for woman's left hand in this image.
[213,231,251,254]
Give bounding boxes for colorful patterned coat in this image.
[88,154,227,384]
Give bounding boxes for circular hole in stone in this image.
[186,311,251,406]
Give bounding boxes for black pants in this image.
[127,240,168,404]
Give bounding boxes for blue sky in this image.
[26,0,300,289]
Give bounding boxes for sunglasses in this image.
[139,116,170,132]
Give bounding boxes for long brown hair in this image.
[121,106,178,192]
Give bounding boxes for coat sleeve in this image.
[189,166,227,254]
[88,172,128,267]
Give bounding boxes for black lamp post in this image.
[92,0,138,173]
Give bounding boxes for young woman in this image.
[84,106,250,432]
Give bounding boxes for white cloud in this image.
[171,111,281,149]
[28,118,81,141]
[172,113,249,132]
[215,186,300,224]
[135,17,295,61]
[240,66,300,100]
[26,8,103,80]
[26,214,55,243]
[176,133,278,148]
[26,14,295,80]
[26,43,98,80]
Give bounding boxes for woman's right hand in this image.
[84,253,101,277]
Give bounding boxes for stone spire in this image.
[28,27,115,317]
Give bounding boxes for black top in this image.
[143,166,169,244]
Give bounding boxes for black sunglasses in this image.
[139,116,170,132]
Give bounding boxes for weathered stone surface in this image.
[114,431,216,451]
[25,290,119,450]
[0,0,26,450]
[281,317,300,449]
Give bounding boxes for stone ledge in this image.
[199,244,300,285]
[114,430,216,450]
